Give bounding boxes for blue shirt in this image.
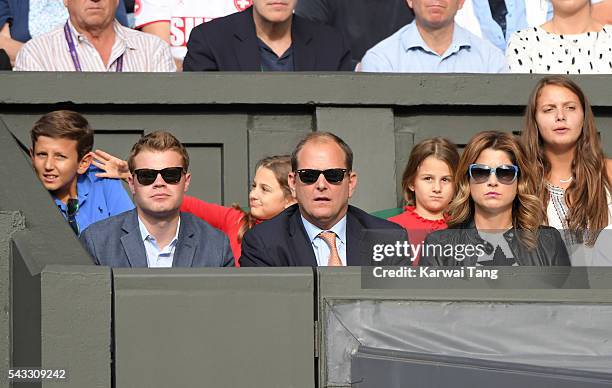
[54,166,134,235]
[360,22,507,73]
[470,0,529,51]
[138,216,180,268]
[301,215,347,266]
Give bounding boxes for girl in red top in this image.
[92,152,295,265]
[388,138,459,265]
[180,155,296,263]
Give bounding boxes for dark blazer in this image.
[183,6,352,71]
[79,209,234,268]
[420,220,571,266]
[240,204,410,267]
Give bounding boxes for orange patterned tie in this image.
[319,231,342,266]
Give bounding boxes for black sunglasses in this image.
[468,163,518,185]
[67,198,79,235]
[133,167,185,186]
[295,169,348,184]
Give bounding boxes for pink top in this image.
[388,206,448,266]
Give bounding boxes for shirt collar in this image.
[67,19,136,50]
[138,216,181,244]
[52,166,93,209]
[300,214,347,245]
[401,22,472,56]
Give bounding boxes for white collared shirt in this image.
[15,19,176,72]
[138,217,181,268]
[301,215,347,266]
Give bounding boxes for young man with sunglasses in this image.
[240,132,408,267]
[30,110,134,236]
[80,131,234,268]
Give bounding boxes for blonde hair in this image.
[235,155,293,242]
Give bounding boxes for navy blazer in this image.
[183,6,352,71]
[79,209,234,268]
[240,204,410,267]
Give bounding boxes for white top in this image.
[547,184,612,266]
[134,0,251,61]
[506,25,612,74]
[15,20,176,72]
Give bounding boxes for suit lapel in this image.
[173,214,196,267]
[291,16,315,71]
[233,8,262,71]
[288,209,317,266]
[120,210,148,268]
[345,208,364,266]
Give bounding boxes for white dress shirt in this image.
[138,217,180,268]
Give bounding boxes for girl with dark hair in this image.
[388,137,459,265]
[421,131,570,266]
[521,76,612,264]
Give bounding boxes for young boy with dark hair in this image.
[30,110,134,235]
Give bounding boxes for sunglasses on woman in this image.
[468,164,518,185]
[133,167,185,186]
[295,168,348,184]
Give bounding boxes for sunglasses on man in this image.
[295,168,348,184]
[468,164,518,185]
[133,167,185,186]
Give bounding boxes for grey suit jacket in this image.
[79,209,234,268]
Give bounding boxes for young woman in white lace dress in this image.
[521,76,612,265]
[507,0,612,74]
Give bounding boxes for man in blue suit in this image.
[182,0,352,71]
[240,132,409,267]
[80,131,234,268]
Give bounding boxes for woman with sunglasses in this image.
[522,76,612,265]
[421,131,570,267]
[91,151,296,264]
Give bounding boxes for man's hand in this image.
[91,149,131,180]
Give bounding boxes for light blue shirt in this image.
[138,217,180,268]
[470,0,529,51]
[360,22,507,73]
[301,215,347,267]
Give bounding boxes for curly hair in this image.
[448,131,544,249]
[521,76,610,246]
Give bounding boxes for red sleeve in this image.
[180,195,245,263]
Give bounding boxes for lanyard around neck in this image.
[63,22,124,72]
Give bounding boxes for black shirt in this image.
[258,39,295,71]
[295,0,414,67]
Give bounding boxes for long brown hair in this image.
[235,155,293,242]
[448,131,544,249]
[401,137,459,205]
[521,76,610,246]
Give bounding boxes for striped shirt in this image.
[15,20,176,72]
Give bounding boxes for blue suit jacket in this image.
[80,209,234,268]
[240,204,410,267]
[183,6,352,71]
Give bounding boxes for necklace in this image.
[559,176,573,183]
